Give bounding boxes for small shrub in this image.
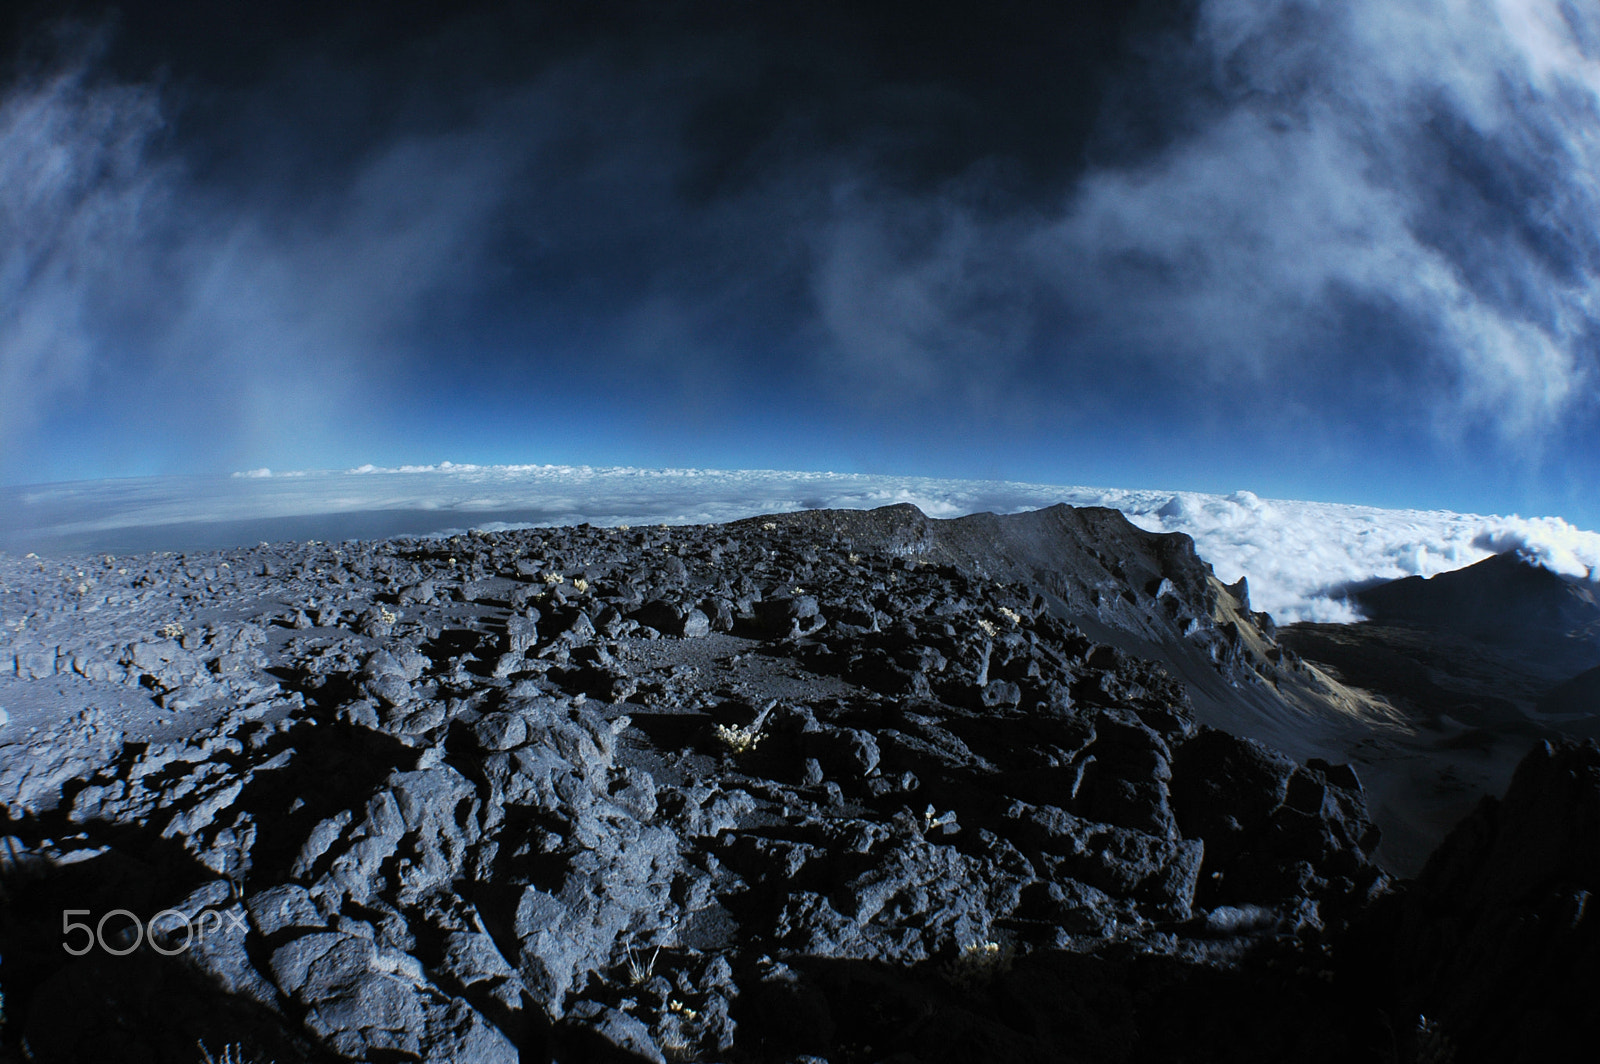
[943,940,1013,990]
[158,621,185,639]
[713,722,762,755]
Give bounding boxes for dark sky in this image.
[4,0,1599,523]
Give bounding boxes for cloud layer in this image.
[7,463,1597,624]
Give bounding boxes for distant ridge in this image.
[8,465,1600,624]
[1355,551,1600,672]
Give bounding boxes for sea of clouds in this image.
[5,464,1598,625]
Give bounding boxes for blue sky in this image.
[3,1,1599,525]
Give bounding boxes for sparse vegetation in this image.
[661,1032,697,1062]
[712,721,763,754]
[624,945,659,985]
[196,1042,274,1064]
[711,702,776,756]
[943,940,1014,990]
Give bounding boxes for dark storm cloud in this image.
[3,0,1599,479]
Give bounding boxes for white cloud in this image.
[1471,514,1600,578]
[1055,0,1599,436]
[803,0,1600,443]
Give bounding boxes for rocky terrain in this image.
[0,504,1593,1062]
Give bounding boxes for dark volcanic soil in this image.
[0,505,1594,1063]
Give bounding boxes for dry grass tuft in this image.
[196,1042,275,1064]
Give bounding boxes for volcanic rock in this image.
[0,504,1585,1062]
